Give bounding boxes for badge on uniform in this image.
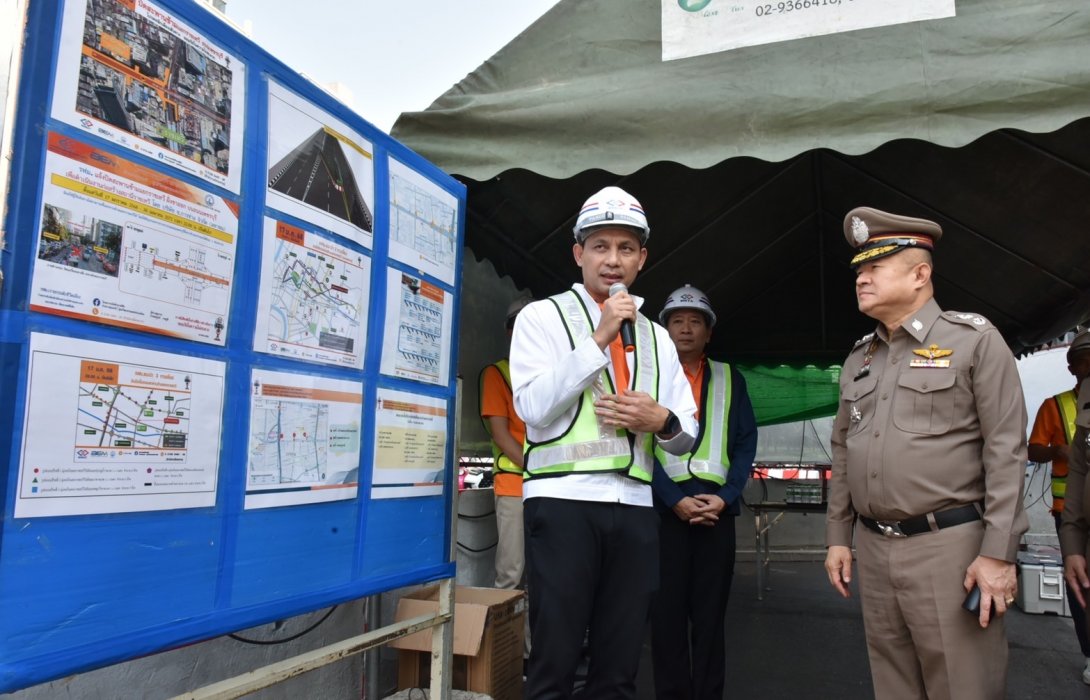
[910,344,953,368]
[850,405,862,423]
[955,313,986,326]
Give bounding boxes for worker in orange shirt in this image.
[479,297,532,593]
[1029,329,1090,684]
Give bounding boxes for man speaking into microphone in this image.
[510,186,698,699]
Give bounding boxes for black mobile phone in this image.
[962,585,995,615]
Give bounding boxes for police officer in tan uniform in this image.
[824,207,1028,700]
[1061,372,1090,649]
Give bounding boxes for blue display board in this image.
[0,0,463,691]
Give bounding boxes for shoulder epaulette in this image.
[942,311,992,331]
[852,332,875,350]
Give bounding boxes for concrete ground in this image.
[632,559,1089,700]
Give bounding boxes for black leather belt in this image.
[859,503,982,538]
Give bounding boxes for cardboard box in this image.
[1016,551,1069,617]
[391,585,526,700]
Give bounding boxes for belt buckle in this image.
[876,520,907,538]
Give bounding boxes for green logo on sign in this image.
[678,0,712,11]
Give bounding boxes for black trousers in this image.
[650,511,737,700]
[523,497,660,700]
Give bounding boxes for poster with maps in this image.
[379,269,454,386]
[51,0,245,192]
[245,369,363,510]
[254,218,370,368]
[16,333,225,518]
[388,158,458,286]
[30,133,237,345]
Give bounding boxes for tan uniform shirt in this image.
[825,297,1028,562]
[1059,381,1090,559]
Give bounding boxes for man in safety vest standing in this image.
[650,284,757,700]
[479,296,533,592]
[509,186,699,700]
[1029,329,1090,683]
[824,207,1027,700]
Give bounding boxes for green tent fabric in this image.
[737,363,842,426]
[394,0,1090,180]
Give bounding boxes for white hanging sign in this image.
[662,0,956,61]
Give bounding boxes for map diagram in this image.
[396,275,443,381]
[119,223,233,314]
[244,370,362,508]
[262,227,368,367]
[75,364,191,463]
[248,400,329,487]
[390,174,456,268]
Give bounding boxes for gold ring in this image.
[1005,597,1015,605]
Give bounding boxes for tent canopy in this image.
[393,0,1090,421]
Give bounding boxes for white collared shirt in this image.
[509,284,698,506]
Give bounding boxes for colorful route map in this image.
[254,218,370,368]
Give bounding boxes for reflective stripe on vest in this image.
[655,360,732,485]
[478,359,522,475]
[1052,389,1078,501]
[524,290,660,482]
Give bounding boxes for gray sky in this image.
[223,0,559,133]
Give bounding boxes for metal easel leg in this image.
[429,577,454,700]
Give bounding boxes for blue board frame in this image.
[0,0,463,691]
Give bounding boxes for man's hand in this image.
[688,493,725,526]
[1065,554,1090,608]
[825,545,853,598]
[592,291,636,350]
[594,391,669,434]
[964,556,1017,628]
[672,496,705,523]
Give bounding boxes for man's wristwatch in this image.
[658,410,681,438]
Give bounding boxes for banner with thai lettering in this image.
[662,0,956,61]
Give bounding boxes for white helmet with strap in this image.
[1069,329,1090,362]
[573,186,650,244]
[659,284,716,328]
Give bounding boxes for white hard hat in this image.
[659,284,716,328]
[1069,330,1090,361]
[572,186,650,244]
[506,296,532,324]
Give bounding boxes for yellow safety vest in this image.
[655,360,732,485]
[1052,389,1078,506]
[523,290,660,483]
[478,359,522,475]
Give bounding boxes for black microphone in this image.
[608,282,636,352]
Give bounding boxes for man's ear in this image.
[573,242,584,268]
[914,261,932,287]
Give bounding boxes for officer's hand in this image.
[825,545,853,598]
[592,291,636,350]
[964,556,1016,628]
[594,391,668,434]
[1065,554,1090,608]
